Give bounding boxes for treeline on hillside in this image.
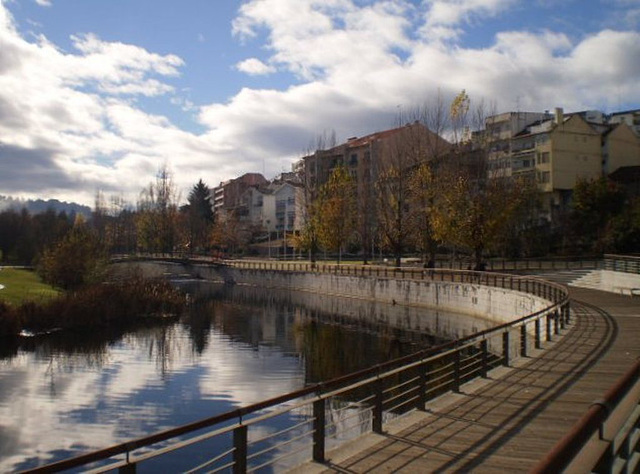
[0,195,91,217]
[0,170,216,267]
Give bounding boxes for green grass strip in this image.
[0,268,60,306]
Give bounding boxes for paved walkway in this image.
[307,287,640,473]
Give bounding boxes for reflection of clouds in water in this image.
[0,321,306,471]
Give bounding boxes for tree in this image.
[428,91,532,269]
[0,210,21,263]
[182,179,214,253]
[317,166,356,263]
[136,166,179,253]
[571,177,626,253]
[407,94,451,267]
[38,219,107,290]
[604,197,640,253]
[297,131,337,263]
[376,121,435,267]
[409,163,439,267]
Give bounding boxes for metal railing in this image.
[604,254,640,275]
[26,268,569,474]
[110,253,603,273]
[531,358,640,474]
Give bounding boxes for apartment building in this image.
[237,180,304,234]
[298,122,450,196]
[486,111,552,177]
[212,172,268,221]
[500,107,640,217]
[609,109,640,136]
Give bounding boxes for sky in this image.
[0,0,639,207]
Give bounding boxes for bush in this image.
[0,275,185,336]
[38,223,107,290]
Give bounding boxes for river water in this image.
[0,281,446,472]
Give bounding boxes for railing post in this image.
[503,331,510,366]
[119,458,136,474]
[521,324,528,358]
[373,376,383,434]
[313,398,326,463]
[233,424,248,474]
[453,350,461,392]
[546,313,553,342]
[417,362,428,410]
[535,318,542,349]
[481,339,488,378]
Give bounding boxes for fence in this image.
[604,254,640,275]
[26,267,569,474]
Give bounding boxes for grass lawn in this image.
[0,268,60,306]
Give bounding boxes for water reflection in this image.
[0,281,444,471]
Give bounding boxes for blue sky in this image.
[1,0,639,205]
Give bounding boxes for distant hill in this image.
[0,195,92,217]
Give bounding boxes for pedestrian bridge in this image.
[25,261,640,473]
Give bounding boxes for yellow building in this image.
[603,122,640,175]
[511,108,607,215]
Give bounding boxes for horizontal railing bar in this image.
[383,375,420,395]
[247,418,312,446]
[461,364,484,381]
[325,401,374,421]
[247,440,311,473]
[325,409,373,431]
[208,460,236,473]
[386,394,421,414]
[84,460,129,474]
[384,385,420,407]
[460,357,483,373]
[424,379,454,397]
[247,429,313,461]
[428,368,455,387]
[184,447,235,474]
[428,361,456,377]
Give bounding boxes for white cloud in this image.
[34,0,52,6]
[1,0,639,206]
[422,0,517,40]
[236,57,276,75]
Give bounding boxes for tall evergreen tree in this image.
[184,179,214,252]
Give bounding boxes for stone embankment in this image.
[113,260,553,344]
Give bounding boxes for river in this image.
[0,281,446,472]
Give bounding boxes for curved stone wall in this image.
[112,261,550,337]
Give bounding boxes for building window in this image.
[537,171,550,184]
[350,153,358,166]
[537,152,550,164]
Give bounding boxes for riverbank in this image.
[0,267,60,306]
[0,272,186,337]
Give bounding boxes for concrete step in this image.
[528,269,593,286]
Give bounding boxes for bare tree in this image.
[430,92,532,269]
[136,165,179,254]
[295,131,338,264]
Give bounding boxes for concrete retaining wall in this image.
[113,261,549,329]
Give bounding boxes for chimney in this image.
[554,107,564,124]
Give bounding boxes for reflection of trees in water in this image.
[179,282,444,385]
[2,281,448,385]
